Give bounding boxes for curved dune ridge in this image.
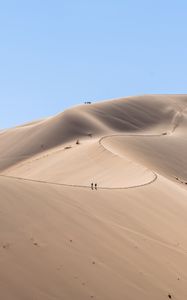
[0,95,187,300]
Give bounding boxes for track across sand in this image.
[0,108,184,190]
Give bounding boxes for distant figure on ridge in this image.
[91,183,93,190]
[95,183,97,190]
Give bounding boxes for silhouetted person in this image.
[95,183,97,190]
[91,183,93,190]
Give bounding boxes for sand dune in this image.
[0,95,187,300]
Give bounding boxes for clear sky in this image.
[0,0,187,128]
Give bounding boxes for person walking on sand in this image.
[95,183,97,190]
[91,183,94,190]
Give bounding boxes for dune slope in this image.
[0,95,187,300]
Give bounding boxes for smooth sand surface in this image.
[0,95,187,300]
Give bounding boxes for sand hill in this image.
[0,95,187,300]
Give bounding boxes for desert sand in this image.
[0,95,187,300]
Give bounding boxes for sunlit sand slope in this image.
[0,94,187,300]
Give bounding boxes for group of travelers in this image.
[91,183,98,190]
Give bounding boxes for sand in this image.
[0,95,187,300]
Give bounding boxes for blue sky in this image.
[0,0,187,128]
